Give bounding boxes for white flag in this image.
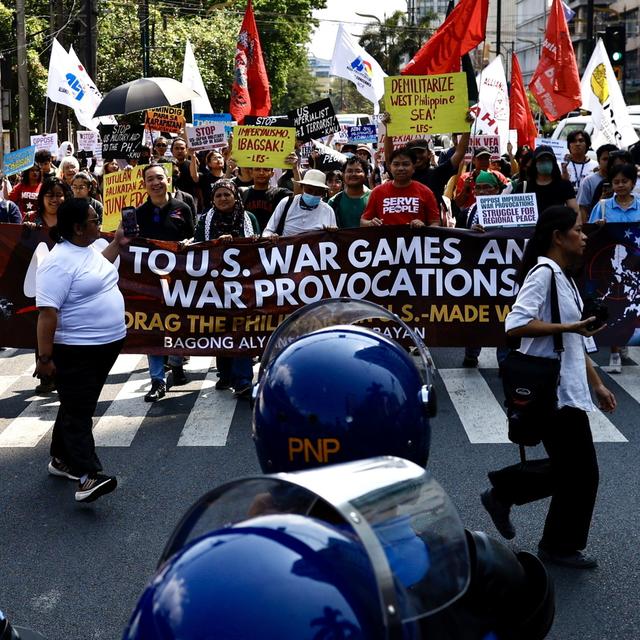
[182,40,213,115]
[581,38,639,149]
[329,24,386,113]
[472,56,510,154]
[46,39,80,110]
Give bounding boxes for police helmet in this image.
[253,298,436,473]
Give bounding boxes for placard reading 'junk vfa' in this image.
[99,124,144,161]
[287,98,341,142]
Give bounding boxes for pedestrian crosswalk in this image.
[0,348,636,448]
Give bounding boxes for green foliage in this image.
[271,62,320,113]
[328,77,374,115]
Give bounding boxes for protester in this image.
[262,169,335,238]
[170,138,198,200]
[189,149,227,213]
[482,206,616,569]
[192,179,256,398]
[35,149,56,180]
[329,156,371,229]
[135,164,194,401]
[325,169,343,199]
[57,156,80,187]
[577,144,618,221]
[35,198,130,502]
[361,147,439,227]
[151,137,170,162]
[562,130,598,193]
[512,145,578,213]
[0,198,21,223]
[8,166,42,220]
[33,178,71,230]
[454,147,509,210]
[71,172,104,225]
[232,166,254,188]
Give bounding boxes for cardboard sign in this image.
[465,135,501,162]
[347,124,378,144]
[145,106,185,134]
[233,126,296,168]
[288,98,340,142]
[476,193,538,228]
[311,140,348,171]
[185,123,227,151]
[102,163,173,232]
[99,124,144,161]
[76,131,102,158]
[384,73,469,136]
[30,133,59,155]
[535,137,567,164]
[3,145,36,177]
[244,115,293,127]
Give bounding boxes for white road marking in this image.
[0,397,59,447]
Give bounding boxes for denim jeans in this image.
[148,354,183,382]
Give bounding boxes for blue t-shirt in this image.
[588,195,640,223]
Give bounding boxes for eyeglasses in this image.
[155,143,168,148]
[86,217,100,224]
[44,193,64,199]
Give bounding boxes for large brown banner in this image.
[1,223,638,354]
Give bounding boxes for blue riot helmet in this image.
[124,458,473,640]
[253,298,437,472]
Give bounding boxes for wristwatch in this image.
[38,355,52,364]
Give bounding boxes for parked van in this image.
[550,109,640,148]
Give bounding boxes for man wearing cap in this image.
[455,147,509,210]
[262,169,336,238]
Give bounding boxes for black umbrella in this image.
[92,77,202,117]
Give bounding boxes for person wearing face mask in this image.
[512,146,578,214]
[262,169,336,239]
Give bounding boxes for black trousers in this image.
[50,339,125,475]
[488,406,599,554]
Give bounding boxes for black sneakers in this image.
[215,379,232,390]
[35,376,56,395]
[481,488,516,540]
[75,474,117,503]
[233,383,252,398]
[144,379,166,402]
[171,366,189,386]
[537,545,598,569]
[48,458,81,481]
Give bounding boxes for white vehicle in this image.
[550,108,640,148]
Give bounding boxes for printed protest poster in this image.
[244,115,293,127]
[476,193,538,228]
[3,146,36,177]
[76,131,102,157]
[99,124,144,160]
[185,123,227,151]
[233,125,296,168]
[145,106,185,134]
[347,124,378,144]
[384,73,469,136]
[288,98,341,142]
[30,133,59,155]
[311,140,348,171]
[101,163,172,231]
[464,135,501,162]
[535,137,566,164]
[193,113,231,126]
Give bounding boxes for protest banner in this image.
[384,73,469,136]
[101,163,172,232]
[76,131,101,157]
[185,123,227,151]
[244,115,293,127]
[347,124,378,144]
[3,146,36,177]
[311,140,348,171]
[100,124,144,160]
[1,223,635,354]
[476,193,538,227]
[535,137,567,164]
[288,98,341,142]
[233,125,296,168]
[464,135,501,162]
[30,133,59,155]
[145,106,185,134]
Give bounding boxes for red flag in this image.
[510,53,538,149]
[528,0,581,121]
[402,0,488,75]
[229,0,271,123]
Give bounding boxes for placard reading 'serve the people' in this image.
[384,73,469,136]
[233,126,296,168]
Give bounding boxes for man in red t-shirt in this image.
[361,147,440,228]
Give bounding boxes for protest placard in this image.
[30,133,59,155]
[288,98,340,142]
[244,115,293,127]
[464,135,501,162]
[347,124,378,144]
[101,163,172,231]
[3,146,36,177]
[76,131,102,158]
[193,113,231,126]
[476,193,538,228]
[535,137,567,164]
[311,140,348,171]
[99,124,144,160]
[384,73,469,136]
[233,126,296,168]
[145,106,185,134]
[185,123,227,151]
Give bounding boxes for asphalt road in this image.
[0,346,638,639]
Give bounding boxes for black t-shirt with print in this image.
[135,196,194,241]
[241,186,292,232]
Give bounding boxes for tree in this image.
[328,78,373,114]
[272,62,320,113]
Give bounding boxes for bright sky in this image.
[310,0,408,60]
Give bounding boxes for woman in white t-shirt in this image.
[35,198,131,503]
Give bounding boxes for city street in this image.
[0,346,638,639]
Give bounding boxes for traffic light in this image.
[604,25,626,67]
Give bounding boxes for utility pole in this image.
[585,0,595,67]
[139,0,150,76]
[496,0,502,59]
[85,0,96,79]
[0,56,4,174]
[16,0,30,147]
